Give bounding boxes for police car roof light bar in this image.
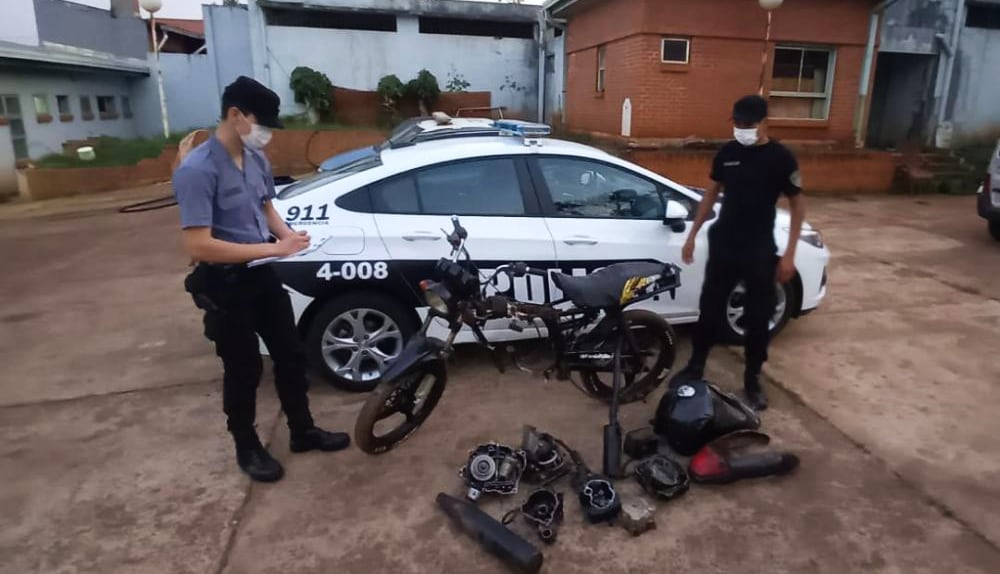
[493,120,552,145]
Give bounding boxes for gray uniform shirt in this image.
[172,135,277,244]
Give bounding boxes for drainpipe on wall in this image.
[853,0,900,148]
[537,10,546,123]
[933,0,966,148]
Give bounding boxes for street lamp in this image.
[140,0,170,138]
[758,0,784,96]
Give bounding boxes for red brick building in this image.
[548,0,879,144]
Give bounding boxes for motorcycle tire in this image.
[355,361,448,455]
[579,309,676,404]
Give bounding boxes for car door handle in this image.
[562,237,598,246]
[402,232,441,242]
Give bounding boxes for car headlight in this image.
[786,227,825,249]
[420,280,451,316]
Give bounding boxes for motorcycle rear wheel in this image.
[579,309,676,403]
[355,361,448,455]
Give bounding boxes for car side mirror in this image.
[663,200,689,232]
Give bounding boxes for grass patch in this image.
[34,134,189,169]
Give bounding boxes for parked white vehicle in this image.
[976,138,1000,241]
[270,118,830,391]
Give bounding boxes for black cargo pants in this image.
[186,263,314,445]
[689,247,778,376]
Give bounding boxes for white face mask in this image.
[734,127,759,146]
[240,123,273,150]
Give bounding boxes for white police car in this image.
[272,118,830,391]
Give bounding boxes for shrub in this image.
[289,66,334,119]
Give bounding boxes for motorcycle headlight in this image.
[420,280,451,316]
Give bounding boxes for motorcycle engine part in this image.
[652,379,760,456]
[603,422,623,478]
[624,426,660,460]
[459,443,527,501]
[578,476,621,523]
[519,488,564,544]
[690,446,799,484]
[521,426,569,484]
[633,454,690,500]
[619,498,656,537]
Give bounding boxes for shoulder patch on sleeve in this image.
[790,170,802,188]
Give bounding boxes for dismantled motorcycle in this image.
[355,216,682,459]
[632,454,690,500]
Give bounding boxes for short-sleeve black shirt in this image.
[709,139,801,256]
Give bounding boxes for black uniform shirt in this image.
[709,140,801,257]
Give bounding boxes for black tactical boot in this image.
[744,372,769,412]
[289,426,351,453]
[234,434,284,483]
[668,362,705,389]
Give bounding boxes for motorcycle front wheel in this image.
[579,309,676,404]
[354,361,448,455]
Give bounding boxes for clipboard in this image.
[248,236,331,268]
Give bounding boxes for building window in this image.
[56,95,73,122]
[0,95,28,160]
[596,45,607,92]
[33,94,52,123]
[661,38,690,64]
[80,96,94,121]
[263,7,397,32]
[97,96,118,119]
[967,3,1000,29]
[770,46,835,120]
[417,17,534,39]
[122,96,133,118]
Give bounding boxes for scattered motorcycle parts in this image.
[652,379,761,456]
[436,492,543,574]
[624,426,660,460]
[521,426,570,485]
[519,488,564,544]
[460,443,528,501]
[689,431,800,484]
[619,498,657,537]
[577,476,622,524]
[633,454,690,500]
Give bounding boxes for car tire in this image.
[306,292,419,392]
[989,220,1000,242]
[718,280,798,345]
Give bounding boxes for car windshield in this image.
[277,148,382,200]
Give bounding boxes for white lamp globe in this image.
[759,0,784,10]
[139,0,163,14]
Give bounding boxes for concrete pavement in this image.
[0,188,997,573]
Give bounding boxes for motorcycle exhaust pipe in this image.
[602,422,623,478]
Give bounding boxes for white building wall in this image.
[0,0,40,46]
[257,14,539,118]
[0,70,139,160]
[950,27,1000,141]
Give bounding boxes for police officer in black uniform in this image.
[173,77,350,482]
[672,95,806,411]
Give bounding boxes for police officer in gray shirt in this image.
[173,76,349,482]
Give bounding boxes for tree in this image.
[289,66,334,124]
[405,69,440,116]
[377,74,405,125]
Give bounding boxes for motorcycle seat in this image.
[552,262,672,310]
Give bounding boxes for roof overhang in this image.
[0,41,149,75]
[258,0,542,23]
